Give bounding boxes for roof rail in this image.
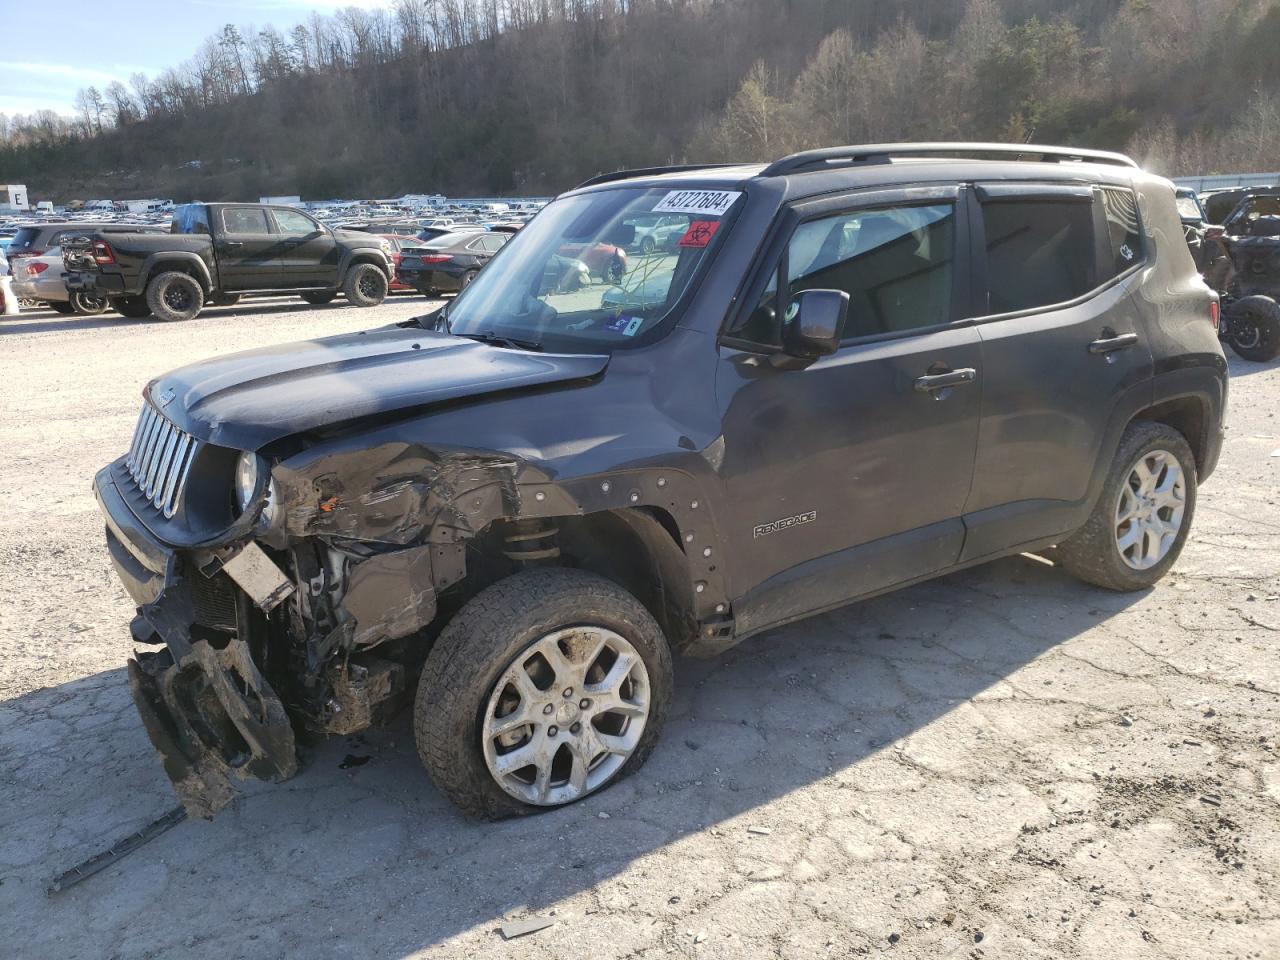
[760,142,1138,178]
[575,163,743,189]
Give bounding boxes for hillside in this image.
[2,0,1279,203]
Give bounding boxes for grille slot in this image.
[125,403,199,518]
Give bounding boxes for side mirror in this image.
[781,289,848,361]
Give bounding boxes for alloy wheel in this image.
[481,626,650,806]
[1114,449,1186,570]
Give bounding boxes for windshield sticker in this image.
[653,190,741,217]
[623,317,644,336]
[678,220,721,248]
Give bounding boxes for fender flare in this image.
[141,252,214,293]
[338,248,392,283]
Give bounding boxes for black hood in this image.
[149,327,608,451]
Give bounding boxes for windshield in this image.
[442,186,740,351]
[1175,193,1204,221]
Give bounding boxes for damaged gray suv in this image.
[97,143,1227,819]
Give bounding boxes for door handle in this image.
[1088,332,1138,354]
[223,240,244,248]
[913,368,977,392]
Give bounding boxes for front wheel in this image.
[1056,421,1197,591]
[414,568,673,819]
[70,292,108,315]
[343,263,388,307]
[1224,295,1280,362]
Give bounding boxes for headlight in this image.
[234,451,260,513]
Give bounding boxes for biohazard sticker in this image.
[677,220,721,248]
[652,190,741,217]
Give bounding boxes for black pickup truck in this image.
[64,202,392,321]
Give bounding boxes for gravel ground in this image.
[1,297,1278,960]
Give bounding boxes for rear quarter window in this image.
[1099,187,1144,278]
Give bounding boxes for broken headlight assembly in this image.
[234,450,277,530]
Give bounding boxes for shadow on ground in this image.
[0,554,1144,958]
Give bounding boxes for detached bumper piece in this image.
[128,579,298,819]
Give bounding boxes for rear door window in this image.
[981,198,1097,314]
[221,207,271,235]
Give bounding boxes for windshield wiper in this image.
[456,330,544,352]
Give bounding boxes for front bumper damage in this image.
[127,578,298,819]
[96,459,433,818]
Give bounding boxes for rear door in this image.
[961,183,1154,560]
[270,208,338,288]
[717,185,984,634]
[215,206,281,290]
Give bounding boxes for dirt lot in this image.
[1,296,1278,960]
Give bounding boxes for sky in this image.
[0,0,392,118]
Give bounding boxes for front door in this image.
[960,183,1155,560]
[215,206,282,291]
[270,207,339,288]
[717,187,984,635]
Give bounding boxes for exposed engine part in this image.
[501,518,560,562]
[325,657,407,735]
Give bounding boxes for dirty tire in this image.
[109,295,152,319]
[48,301,75,315]
[342,263,388,307]
[300,290,337,305]
[145,271,204,322]
[1225,295,1280,362]
[1056,420,1197,591]
[207,292,241,307]
[414,567,673,819]
[70,292,108,315]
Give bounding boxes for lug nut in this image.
[543,704,554,715]
[563,687,574,698]
[548,725,558,737]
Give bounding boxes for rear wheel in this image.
[1056,421,1197,591]
[109,296,152,319]
[1224,295,1280,362]
[145,271,204,322]
[459,269,479,290]
[414,568,672,819]
[48,301,75,315]
[343,263,388,307]
[300,290,337,305]
[70,292,108,315]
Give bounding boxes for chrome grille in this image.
[125,403,199,518]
